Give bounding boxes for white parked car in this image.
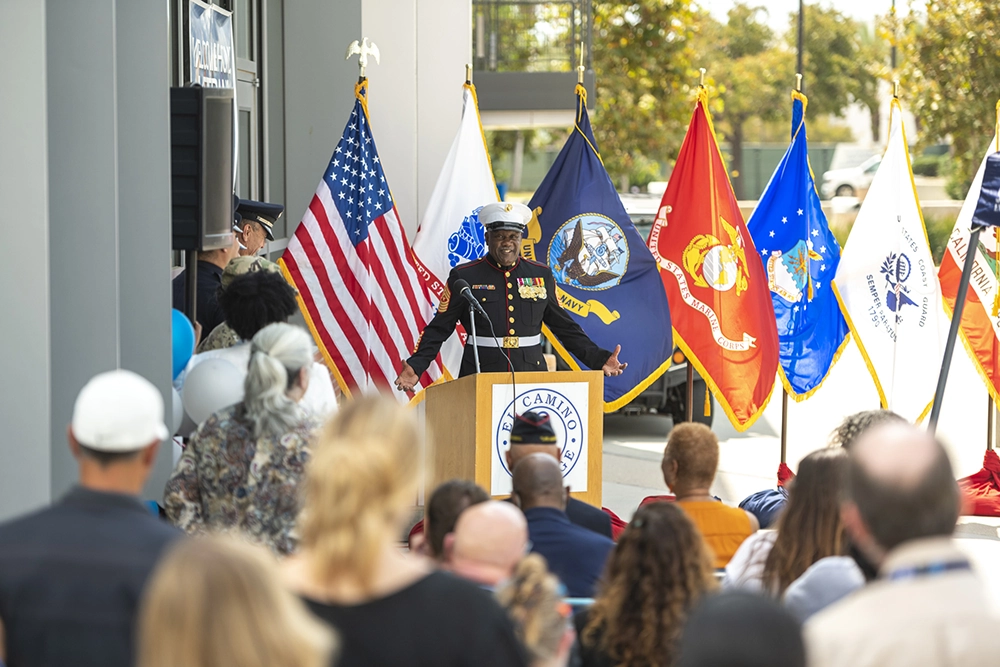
[820,154,881,199]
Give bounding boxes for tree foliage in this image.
[590,0,701,188]
[899,0,1000,199]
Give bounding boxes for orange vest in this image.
[676,500,754,569]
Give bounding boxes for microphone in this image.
[453,279,489,319]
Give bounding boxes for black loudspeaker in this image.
[170,86,235,251]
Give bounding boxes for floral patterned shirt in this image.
[164,403,320,555]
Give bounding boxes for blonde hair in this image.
[245,323,314,438]
[300,395,421,591]
[137,535,334,667]
[496,554,569,665]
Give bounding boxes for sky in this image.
[704,0,896,32]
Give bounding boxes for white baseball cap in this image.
[71,370,169,452]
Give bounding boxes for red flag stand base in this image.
[959,450,1000,516]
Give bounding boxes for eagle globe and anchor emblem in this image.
[548,214,629,290]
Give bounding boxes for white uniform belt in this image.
[469,334,541,349]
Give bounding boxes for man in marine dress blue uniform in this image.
[395,202,627,392]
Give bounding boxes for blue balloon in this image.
[171,309,196,379]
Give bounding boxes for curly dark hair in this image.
[218,271,298,341]
[762,448,849,596]
[582,502,717,667]
[829,409,905,450]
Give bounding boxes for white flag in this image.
[833,99,947,421]
[412,83,499,379]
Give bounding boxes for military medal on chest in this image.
[517,277,546,300]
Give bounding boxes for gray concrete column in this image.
[0,0,52,519]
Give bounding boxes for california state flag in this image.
[412,83,499,379]
[833,99,947,421]
[939,127,1000,403]
[649,90,779,431]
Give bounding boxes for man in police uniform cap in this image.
[395,201,627,391]
[234,198,284,256]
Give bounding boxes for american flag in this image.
[280,81,444,400]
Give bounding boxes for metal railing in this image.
[472,0,592,73]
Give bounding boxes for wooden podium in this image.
[424,371,604,507]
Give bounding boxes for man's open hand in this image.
[602,345,628,377]
[394,361,419,392]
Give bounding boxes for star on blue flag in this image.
[747,92,849,398]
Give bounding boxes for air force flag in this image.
[747,91,849,398]
[524,85,673,410]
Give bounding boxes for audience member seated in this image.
[805,422,1000,667]
[739,410,906,528]
[783,555,866,622]
[506,411,612,538]
[283,397,527,667]
[661,423,757,567]
[165,323,320,555]
[177,271,337,418]
[0,371,181,667]
[512,454,614,599]
[137,535,334,667]
[419,479,490,561]
[575,503,717,667]
[675,591,806,667]
[444,501,528,589]
[196,256,283,353]
[496,554,574,667]
[725,448,852,594]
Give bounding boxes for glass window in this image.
[237,109,251,198]
[235,0,252,60]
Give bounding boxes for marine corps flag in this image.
[833,98,946,421]
[747,91,849,399]
[648,88,779,431]
[939,111,1000,403]
[525,85,673,410]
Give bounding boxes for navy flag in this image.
[747,91,849,399]
[525,85,673,410]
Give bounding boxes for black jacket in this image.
[407,255,612,377]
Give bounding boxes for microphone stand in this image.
[468,301,481,374]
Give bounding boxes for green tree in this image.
[899,0,1000,199]
[590,0,701,189]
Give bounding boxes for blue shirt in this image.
[524,506,614,598]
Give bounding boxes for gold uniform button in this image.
[505,272,511,278]
[509,328,516,335]
[507,283,513,288]
[508,305,514,312]
[509,317,515,323]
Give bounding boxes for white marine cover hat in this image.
[479,202,533,232]
[71,370,169,452]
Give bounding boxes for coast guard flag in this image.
[940,123,1000,403]
[525,85,673,410]
[649,88,779,431]
[412,83,499,381]
[279,80,445,401]
[833,99,946,421]
[747,91,849,399]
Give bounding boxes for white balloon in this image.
[171,387,184,436]
[181,358,245,426]
[176,407,198,439]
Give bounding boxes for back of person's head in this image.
[219,271,298,341]
[582,502,717,666]
[663,422,719,488]
[424,479,490,560]
[763,448,849,595]
[846,422,960,553]
[506,410,562,471]
[495,554,572,667]
[137,535,335,667]
[829,409,906,450]
[69,369,168,475]
[512,453,567,511]
[675,591,805,667]
[244,323,314,438]
[301,396,421,591]
[449,501,528,586]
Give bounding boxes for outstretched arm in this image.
[541,272,617,372]
[396,272,464,390]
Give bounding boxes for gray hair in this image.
[244,323,314,438]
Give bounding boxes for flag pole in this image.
[988,396,994,450]
[928,225,982,433]
[466,63,472,84]
[686,67,708,424]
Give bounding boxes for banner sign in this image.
[189,0,235,88]
[490,382,589,495]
